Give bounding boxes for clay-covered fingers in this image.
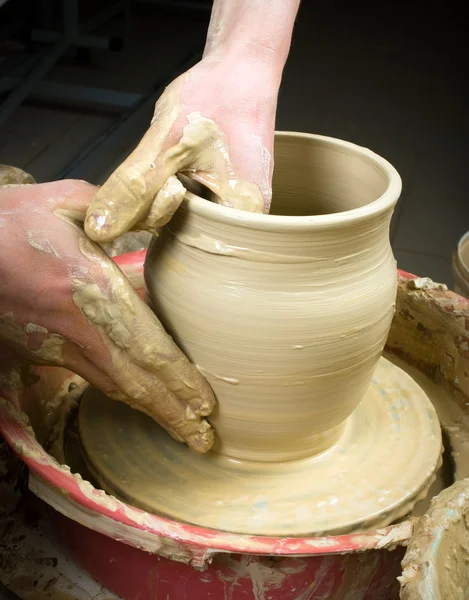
[55,183,215,452]
[139,175,186,231]
[85,162,186,242]
[85,79,186,243]
[84,156,173,243]
[100,353,214,453]
[77,238,216,452]
[65,336,214,453]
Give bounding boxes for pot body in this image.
[453,230,469,298]
[146,133,401,461]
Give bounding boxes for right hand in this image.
[84,51,279,243]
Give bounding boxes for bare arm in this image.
[204,0,301,72]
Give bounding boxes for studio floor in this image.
[1,0,468,285]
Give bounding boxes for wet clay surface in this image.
[145,133,401,463]
[400,479,469,600]
[0,164,36,186]
[77,357,442,537]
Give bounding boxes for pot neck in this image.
[166,200,395,266]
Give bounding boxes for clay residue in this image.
[0,312,67,365]
[78,357,442,537]
[215,555,292,600]
[407,277,448,292]
[72,282,133,350]
[27,230,61,259]
[173,111,265,213]
[71,236,215,454]
[0,471,119,600]
[399,479,469,600]
[0,164,35,186]
[388,275,469,404]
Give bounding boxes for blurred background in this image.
[0,0,468,285]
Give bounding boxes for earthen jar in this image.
[145,133,401,462]
[453,231,469,298]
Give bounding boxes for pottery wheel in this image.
[78,357,442,536]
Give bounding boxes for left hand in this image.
[0,178,216,453]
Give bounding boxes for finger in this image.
[84,77,185,244]
[189,170,265,213]
[71,233,216,441]
[0,164,36,186]
[78,236,216,417]
[106,355,214,452]
[84,157,170,243]
[61,339,214,452]
[188,118,274,214]
[139,175,186,232]
[174,113,267,213]
[53,181,215,419]
[60,271,215,452]
[140,343,216,418]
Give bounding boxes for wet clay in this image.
[71,236,215,453]
[0,164,36,186]
[78,356,442,537]
[78,134,443,537]
[453,231,469,298]
[400,479,469,600]
[145,132,402,462]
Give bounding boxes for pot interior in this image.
[271,134,390,216]
[181,133,393,218]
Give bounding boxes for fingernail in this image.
[198,399,214,417]
[187,428,214,454]
[167,427,184,443]
[85,209,116,240]
[197,420,211,433]
[185,406,198,421]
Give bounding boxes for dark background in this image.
[1,0,468,283]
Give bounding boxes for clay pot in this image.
[453,231,469,298]
[145,132,402,462]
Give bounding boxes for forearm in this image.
[203,0,300,76]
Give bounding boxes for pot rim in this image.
[183,132,402,230]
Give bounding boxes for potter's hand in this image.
[0,179,215,453]
[84,0,301,243]
[84,61,274,243]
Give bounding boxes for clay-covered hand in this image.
[0,179,215,452]
[84,52,278,243]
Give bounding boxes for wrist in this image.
[203,0,300,80]
[204,38,288,81]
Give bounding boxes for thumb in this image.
[85,75,189,243]
[84,138,176,243]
